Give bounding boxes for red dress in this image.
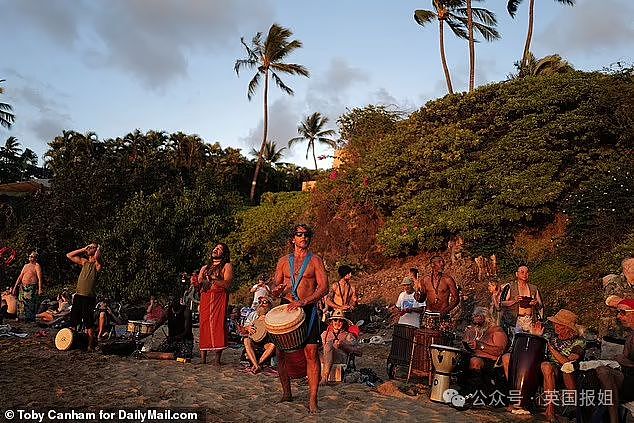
[199,281,228,351]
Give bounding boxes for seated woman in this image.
[320,310,362,384]
[36,291,71,322]
[502,309,585,421]
[144,296,166,324]
[462,306,508,395]
[241,296,276,374]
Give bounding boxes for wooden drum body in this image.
[264,305,306,352]
[127,320,156,335]
[55,328,88,351]
[410,328,448,380]
[387,323,417,368]
[509,333,546,408]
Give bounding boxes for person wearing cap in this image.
[595,298,634,423]
[13,250,44,322]
[320,310,361,385]
[603,257,634,299]
[532,309,586,421]
[395,277,425,328]
[250,275,272,309]
[242,296,276,374]
[462,307,508,395]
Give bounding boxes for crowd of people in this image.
[2,228,633,420]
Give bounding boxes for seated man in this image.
[144,296,166,324]
[242,296,276,374]
[320,310,362,384]
[596,297,634,423]
[503,309,585,420]
[36,291,71,322]
[161,296,194,358]
[462,306,508,394]
[1,287,18,321]
[324,265,358,316]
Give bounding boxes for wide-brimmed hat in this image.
[547,309,579,332]
[401,276,414,285]
[329,309,353,326]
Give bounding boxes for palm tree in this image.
[463,1,500,91]
[235,24,309,201]
[510,52,574,78]
[3,136,21,159]
[249,140,287,166]
[0,80,16,129]
[507,0,575,70]
[414,1,469,94]
[288,112,337,170]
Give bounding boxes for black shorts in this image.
[71,294,96,329]
[281,299,321,346]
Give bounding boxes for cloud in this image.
[2,0,274,89]
[536,0,634,56]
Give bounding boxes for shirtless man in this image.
[1,287,18,320]
[324,265,358,314]
[13,251,43,322]
[500,265,543,333]
[417,256,459,317]
[271,224,328,413]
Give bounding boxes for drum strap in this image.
[289,253,317,336]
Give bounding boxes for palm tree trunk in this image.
[250,70,269,202]
[439,20,454,94]
[467,0,475,92]
[522,0,535,70]
[312,141,318,170]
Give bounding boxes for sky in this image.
[1,0,632,169]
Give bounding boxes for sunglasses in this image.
[294,232,312,238]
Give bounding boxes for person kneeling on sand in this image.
[320,310,361,385]
[241,296,276,374]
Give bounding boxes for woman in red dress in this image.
[198,243,233,365]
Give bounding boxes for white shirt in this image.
[251,284,270,308]
[396,291,424,328]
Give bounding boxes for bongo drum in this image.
[264,304,306,352]
[508,332,547,408]
[55,328,88,351]
[249,318,268,343]
[127,320,156,335]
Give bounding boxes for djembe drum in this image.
[249,317,268,343]
[264,304,307,352]
[429,344,465,403]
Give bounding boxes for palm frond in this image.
[288,136,304,148]
[507,0,524,17]
[316,129,337,138]
[317,137,338,149]
[271,72,294,95]
[446,17,469,39]
[472,21,501,41]
[556,0,575,5]
[234,58,258,75]
[414,10,436,27]
[247,72,262,101]
[469,7,498,26]
[270,63,310,77]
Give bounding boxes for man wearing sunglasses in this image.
[272,223,328,413]
[596,297,634,423]
[13,251,43,322]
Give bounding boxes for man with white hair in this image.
[604,257,634,299]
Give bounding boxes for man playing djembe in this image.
[271,224,329,413]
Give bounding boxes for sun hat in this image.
[605,295,623,307]
[328,309,353,326]
[401,276,414,285]
[547,309,579,332]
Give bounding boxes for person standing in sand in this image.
[500,265,543,334]
[67,243,103,352]
[416,256,459,319]
[271,224,329,413]
[13,251,43,322]
[198,243,233,365]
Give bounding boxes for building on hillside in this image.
[0,179,50,200]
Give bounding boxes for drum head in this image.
[429,344,463,353]
[264,304,305,335]
[55,328,74,351]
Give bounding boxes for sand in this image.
[0,323,528,423]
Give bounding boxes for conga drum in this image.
[55,328,88,351]
[508,333,547,408]
[264,304,307,352]
[386,323,417,379]
[409,327,448,381]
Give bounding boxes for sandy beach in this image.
[0,323,535,423]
